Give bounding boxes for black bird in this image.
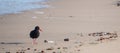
[30,26,42,44]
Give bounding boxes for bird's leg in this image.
[33,39,37,45]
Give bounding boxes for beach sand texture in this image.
[0,0,120,53]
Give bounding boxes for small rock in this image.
[6,52,10,53]
[53,51,56,53]
[46,47,54,50]
[64,38,69,41]
[34,49,37,51]
[41,50,45,53]
[44,40,48,43]
[27,48,30,50]
[57,47,61,49]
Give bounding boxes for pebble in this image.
[27,48,30,50]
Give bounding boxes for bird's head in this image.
[35,26,40,30]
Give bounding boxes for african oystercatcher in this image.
[30,26,42,44]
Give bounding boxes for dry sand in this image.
[0,0,120,53]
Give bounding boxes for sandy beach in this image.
[0,0,120,53]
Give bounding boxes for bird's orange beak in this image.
[39,29,43,32]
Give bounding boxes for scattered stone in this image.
[16,52,25,53]
[34,49,37,51]
[46,47,54,50]
[41,50,45,53]
[6,52,10,53]
[57,47,61,49]
[64,38,69,41]
[53,51,56,53]
[117,1,120,6]
[44,40,55,43]
[27,48,30,50]
[44,40,48,43]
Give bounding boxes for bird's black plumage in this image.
[30,26,40,39]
